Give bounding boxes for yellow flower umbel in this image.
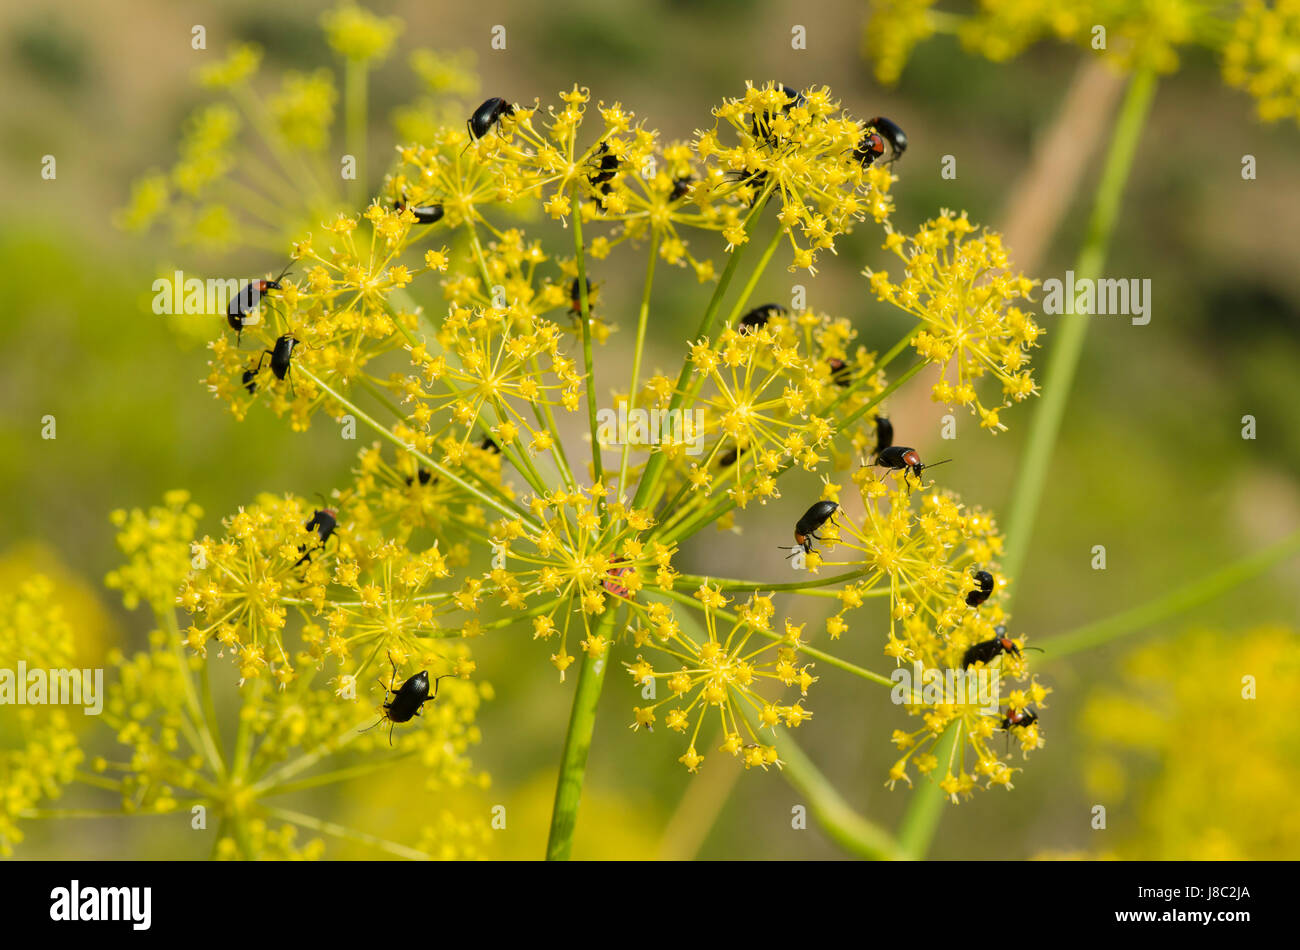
[626,584,815,773]
[887,677,1050,800]
[698,82,895,272]
[487,487,678,677]
[178,494,336,684]
[674,324,836,508]
[865,211,1042,431]
[821,468,1006,658]
[0,577,83,855]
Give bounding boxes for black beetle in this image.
[872,415,894,457]
[364,655,455,745]
[874,445,950,481]
[738,303,785,332]
[780,500,839,558]
[395,191,444,224]
[227,263,290,344]
[998,706,1039,752]
[962,627,1043,669]
[466,97,515,142]
[588,143,620,195]
[867,116,907,162]
[294,506,338,566]
[966,569,994,607]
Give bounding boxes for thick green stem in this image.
[1001,69,1158,587]
[545,610,620,860]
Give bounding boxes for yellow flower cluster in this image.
[1223,0,1300,125]
[626,585,815,773]
[1080,625,1300,858]
[865,211,1042,431]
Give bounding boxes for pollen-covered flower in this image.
[864,211,1042,431]
[625,584,815,772]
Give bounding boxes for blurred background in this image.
[2,0,1298,860]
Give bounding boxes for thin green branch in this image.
[1001,69,1158,587]
[1041,528,1300,658]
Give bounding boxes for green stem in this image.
[1001,68,1158,588]
[1042,528,1300,658]
[764,723,904,860]
[630,194,773,513]
[572,184,605,493]
[896,721,959,859]
[545,610,620,860]
[617,231,661,499]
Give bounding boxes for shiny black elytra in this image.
[294,507,338,566]
[669,176,694,202]
[738,303,785,332]
[966,569,995,607]
[588,143,620,195]
[827,357,852,387]
[363,656,455,745]
[873,415,894,457]
[999,706,1039,752]
[780,500,839,558]
[874,445,951,481]
[467,97,514,142]
[867,116,907,162]
[248,333,300,395]
[395,191,444,224]
[227,263,291,344]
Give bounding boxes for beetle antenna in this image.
[430,673,456,701]
[920,459,953,471]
